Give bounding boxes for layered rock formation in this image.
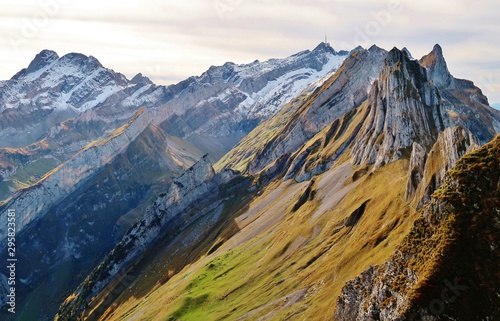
[351,47,450,166]
[405,126,478,206]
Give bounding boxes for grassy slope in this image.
[0,157,59,203]
[400,135,500,319]
[82,70,422,320]
[92,154,415,321]
[335,135,500,320]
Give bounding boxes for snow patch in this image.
[236,53,347,118]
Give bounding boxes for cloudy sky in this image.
[1,0,499,104]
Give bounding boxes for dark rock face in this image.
[130,72,153,85]
[16,49,59,77]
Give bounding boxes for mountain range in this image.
[0,42,499,321]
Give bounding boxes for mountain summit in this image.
[352,47,450,166]
[419,44,454,88]
[14,49,59,78]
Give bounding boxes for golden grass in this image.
[94,157,416,321]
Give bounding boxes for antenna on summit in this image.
[324,32,330,46]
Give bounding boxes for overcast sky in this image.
[1,0,499,103]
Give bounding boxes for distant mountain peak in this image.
[130,72,153,85]
[401,47,414,60]
[432,43,443,55]
[33,49,59,65]
[419,43,453,88]
[312,41,349,56]
[13,49,59,79]
[58,52,103,71]
[313,41,336,53]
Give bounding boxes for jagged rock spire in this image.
[351,47,450,166]
[419,44,454,88]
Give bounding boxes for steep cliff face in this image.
[405,126,478,206]
[218,45,387,174]
[335,135,500,321]
[420,44,500,144]
[55,155,241,321]
[351,47,450,166]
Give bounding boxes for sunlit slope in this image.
[93,155,416,321]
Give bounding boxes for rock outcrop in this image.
[335,135,500,321]
[405,126,478,205]
[420,44,500,144]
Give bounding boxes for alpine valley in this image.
[0,42,498,321]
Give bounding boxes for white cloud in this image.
[0,0,499,102]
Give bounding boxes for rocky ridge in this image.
[55,155,242,321]
[335,134,500,321]
[0,43,347,202]
[218,45,388,174]
[220,45,496,193]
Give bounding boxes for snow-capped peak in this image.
[1,50,132,114]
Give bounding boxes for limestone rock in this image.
[351,47,450,167]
